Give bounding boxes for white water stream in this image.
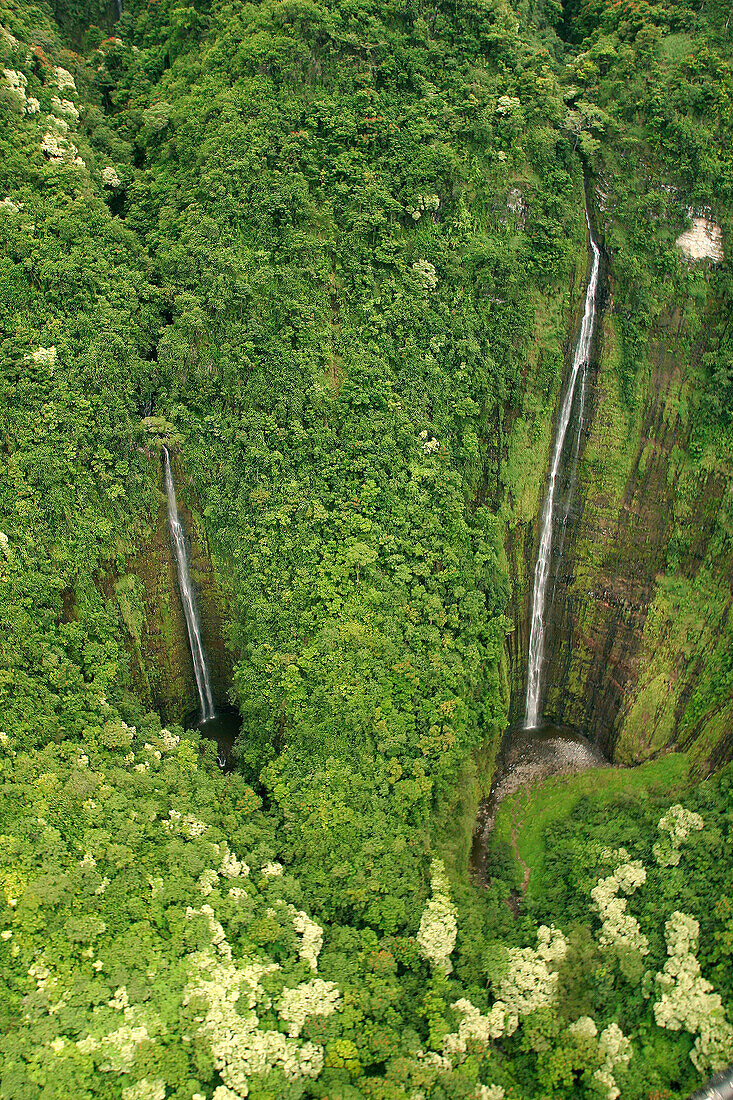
[525,212,600,729]
[163,448,216,723]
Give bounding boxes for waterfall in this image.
[162,448,216,723]
[525,209,601,729]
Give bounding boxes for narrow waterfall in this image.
[525,210,601,729]
[162,448,216,723]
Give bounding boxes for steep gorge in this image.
[504,212,733,773]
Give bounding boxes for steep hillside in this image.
[504,2,733,771]
[1,0,732,1097]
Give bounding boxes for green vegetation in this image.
[1,0,733,1096]
[491,753,690,898]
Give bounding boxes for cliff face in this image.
[105,452,235,724]
[543,308,684,748]
[502,241,592,729]
[506,268,733,773]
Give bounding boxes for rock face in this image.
[676,214,724,263]
[507,290,733,774]
[106,451,235,724]
[542,311,681,751]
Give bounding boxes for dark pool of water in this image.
[186,706,240,770]
[471,723,608,884]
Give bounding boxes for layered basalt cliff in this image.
[506,248,733,773]
[543,308,685,748]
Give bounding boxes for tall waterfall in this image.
[525,211,600,729]
[162,448,216,723]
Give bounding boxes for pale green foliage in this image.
[653,804,704,867]
[412,259,438,291]
[498,925,567,1029]
[442,998,513,1058]
[417,858,457,974]
[593,1023,633,1100]
[654,911,733,1074]
[591,861,649,956]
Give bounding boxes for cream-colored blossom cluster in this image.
[417,859,457,974]
[37,72,84,168]
[591,861,649,956]
[27,346,57,366]
[407,193,440,220]
[186,903,231,960]
[198,868,219,896]
[653,804,704,867]
[418,429,439,454]
[218,842,248,878]
[40,126,85,167]
[261,861,283,877]
[498,925,567,1025]
[1,63,38,112]
[180,874,340,1096]
[121,1079,165,1100]
[164,809,208,837]
[182,814,208,837]
[198,871,217,897]
[50,95,79,120]
[102,165,121,187]
[496,95,520,116]
[31,826,339,1096]
[291,908,323,972]
[279,978,340,1037]
[595,1023,633,1100]
[412,259,438,290]
[184,947,335,1096]
[1,196,22,214]
[569,1014,598,1042]
[3,67,26,105]
[76,1000,159,1073]
[442,998,514,1059]
[654,911,733,1074]
[53,66,76,92]
[442,925,567,1063]
[476,1087,504,1100]
[158,728,179,750]
[567,1017,632,1100]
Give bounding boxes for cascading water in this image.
[162,448,216,723]
[525,209,601,729]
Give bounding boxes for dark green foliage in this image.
[1,0,732,1094]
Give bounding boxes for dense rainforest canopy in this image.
[1,0,732,1095]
